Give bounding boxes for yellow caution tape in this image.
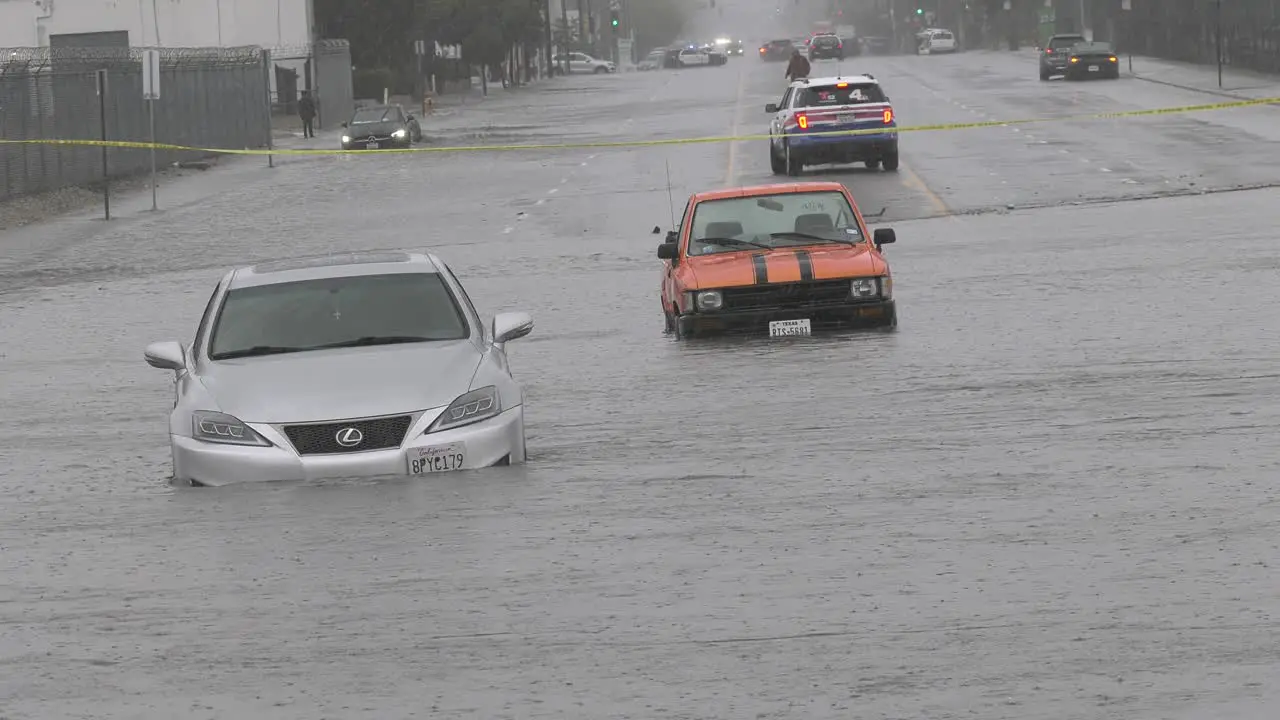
[2,95,1276,156]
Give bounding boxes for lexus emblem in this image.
[335,427,364,447]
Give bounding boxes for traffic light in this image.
[610,9,619,29]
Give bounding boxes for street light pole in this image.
[1215,0,1223,87]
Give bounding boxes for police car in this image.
[765,74,899,175]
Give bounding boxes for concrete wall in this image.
[0,0,313,50]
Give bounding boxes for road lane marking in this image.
[899,159,951,218]
[727,65,747,184]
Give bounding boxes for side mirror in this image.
[144,340,186,370]
[406,114,415,121]
[873,228,896,246]
[765,103,779,113]
[665,230,678,243]
[493,312,534,344]
[652,225,662,234]
[341,121,348,128]
[657,242,679,260]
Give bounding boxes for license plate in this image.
[408,443,465,474]
[1088,64,1099,71]
[769,319,812,337]
[837,113,856,124]
[366,141,379,149]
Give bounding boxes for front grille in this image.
[283,414,413,455]
[721,280,854,311]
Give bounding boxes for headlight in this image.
[695,290,723,311]
[391,129,407,138]
[851,277,888,299]
[192,410,270,446]
[341,135,351,143]
[427,386,500,433]
[1069,57,1079,63]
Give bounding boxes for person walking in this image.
[298,91,317,139]
[785,48,810,82]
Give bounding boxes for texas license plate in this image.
[1088,65,1099,71]
[769,319,812,337]
[408,443,465,474]
[366,141,379,149]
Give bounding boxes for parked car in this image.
[551,52,616,74]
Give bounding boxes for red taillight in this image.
[883,108,893,124]
[1045,48,1053,54]
[797,113,809,129]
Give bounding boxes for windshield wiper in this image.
[315,335,436,349]
[769,231,857,246]
[211,345,307,360]
[695,236,771,249]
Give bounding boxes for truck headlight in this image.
[695,290,723,311]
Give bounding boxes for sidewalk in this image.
[1123,55,1280,101]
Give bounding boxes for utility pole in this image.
[544,0,554,77]
[560,0,571,73]
[578,0,587,46]
[1215,0,1223,87]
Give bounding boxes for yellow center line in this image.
[724,66,749,185]
[898,159,951,218]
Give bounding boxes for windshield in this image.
[207,272,469,360]
[813,36,839,45]
[687,191,864,256]
[1048,36,1085,50]
[798,82,886,107]
[350,107,397,124]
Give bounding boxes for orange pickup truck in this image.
[656,181,897,338]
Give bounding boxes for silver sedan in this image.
[143,250,534,486]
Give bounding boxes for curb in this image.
[1128,72,1257,102]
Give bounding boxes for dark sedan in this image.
[759,38,794,61]
[1063,41,1120,80]
[340,104,422,150]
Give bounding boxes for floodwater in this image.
[2,20,1280,720]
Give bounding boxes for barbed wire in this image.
[0,45,266,72]
[269,39,351,60]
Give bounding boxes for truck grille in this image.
[722,280,852,311]
[283,415,413,455]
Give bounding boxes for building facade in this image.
[0,0,314,50]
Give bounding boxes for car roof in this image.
[791,74,879,87]
[691,181,849,203]
[1050,33,1086,39]
[1071,41,1114,50]
[226,250,444,289]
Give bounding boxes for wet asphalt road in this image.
[3,40,1280,719]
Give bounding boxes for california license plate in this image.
[769,319,812,337]
[1088,64,1099,71]
[408,443,465,474]
[366,141,379,149]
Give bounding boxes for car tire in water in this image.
[769,146,786,175]
[1040,70,1050,80]
[784,142,802,176]
[882,150,900,171]
[865,159,880,170]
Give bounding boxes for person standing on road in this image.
[298,91,317,139]
[785,49,810,82]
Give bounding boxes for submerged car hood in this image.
[346,120,400,135]
[687,244,886,288]
[198,340,482,424]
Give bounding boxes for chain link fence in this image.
[1110,0,1280,74]
[0,45,269,203]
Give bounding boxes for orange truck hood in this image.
[685,244,886,289]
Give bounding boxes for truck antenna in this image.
[665,157,677,229]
